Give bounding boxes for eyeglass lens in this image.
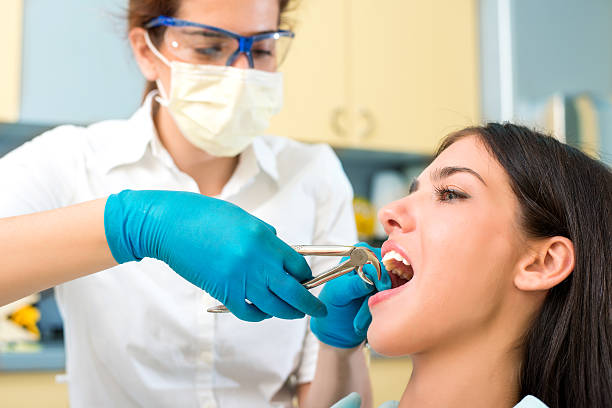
[162,26,292,71]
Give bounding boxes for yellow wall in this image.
[0,372,68,407]
[1,359,412,407]
[370,356,413,406]
[0,0,23,122]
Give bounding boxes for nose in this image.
[378,197,416,236]
[230,53,251,69]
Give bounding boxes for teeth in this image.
[382,250,413,281]
[392,268,413,280]
[382,250,410,266]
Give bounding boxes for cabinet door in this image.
[267,0,351,146]
[0,0,23,123]
[350,0,480,154]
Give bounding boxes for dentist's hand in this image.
[310,243,390,348]
[103,190,327,322]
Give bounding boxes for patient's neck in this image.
[399,327,522,408]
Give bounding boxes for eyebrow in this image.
[182,27,279,38]
[431,166,487,186]
[183,29,226,39]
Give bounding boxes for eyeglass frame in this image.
[145,15,295,69]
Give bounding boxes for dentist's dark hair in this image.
[127,0,295,98]
[437,123,612,408]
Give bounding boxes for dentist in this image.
[0,0,372,406]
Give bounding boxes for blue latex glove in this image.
[332,393,399,408]
[331,392,361,408]
[310,243,390,348]
[104,190,326,322]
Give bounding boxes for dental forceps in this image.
[207,245,382,314]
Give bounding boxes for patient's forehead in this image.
[426,136,506,188]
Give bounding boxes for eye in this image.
[195,46,224,57]
[434,185,469,202]
[252,48,274,58]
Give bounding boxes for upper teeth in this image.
[382,250,413,280]
[382,250,410,266]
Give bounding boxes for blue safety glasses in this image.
[145,15,294,71]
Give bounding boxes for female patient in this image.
[314,123,611,407]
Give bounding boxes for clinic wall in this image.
[19,0,143,125]
[0,1,23,122]
[478,0,503,121]
[480,0,612,121]
[511,0,612,104]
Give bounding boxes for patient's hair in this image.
[437,123,612,408]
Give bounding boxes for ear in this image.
[514,236,575,291]
[128,27,159,82]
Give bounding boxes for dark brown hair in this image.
[437,123,612,407]
[127,0,294,97]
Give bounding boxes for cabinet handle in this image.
[331,107,348,137]
[358,108,376,140]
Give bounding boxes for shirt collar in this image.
[250,137,280,182]
[98,91,280,185]
[95,92,157,174]
[214,138,280,198]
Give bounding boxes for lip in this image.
[368,284,408,308]
[370,240,414,308]
[381,240,412,266]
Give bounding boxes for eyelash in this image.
[433,185,469,202]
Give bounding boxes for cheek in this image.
[422,215,517,325]
[367,212,517,356]
[159,63,172,91]
[423,207,515,302]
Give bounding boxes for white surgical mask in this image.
[144,32,283,157]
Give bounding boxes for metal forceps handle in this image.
[294,245,375,288]
[207,245,381,314]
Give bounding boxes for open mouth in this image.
[382,250,414,289]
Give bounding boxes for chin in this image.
[367,320,411,357]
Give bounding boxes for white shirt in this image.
[0,93,358,407]
[365,395,548,408]
[515,396,549,407]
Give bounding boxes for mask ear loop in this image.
[144,31,171,106]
